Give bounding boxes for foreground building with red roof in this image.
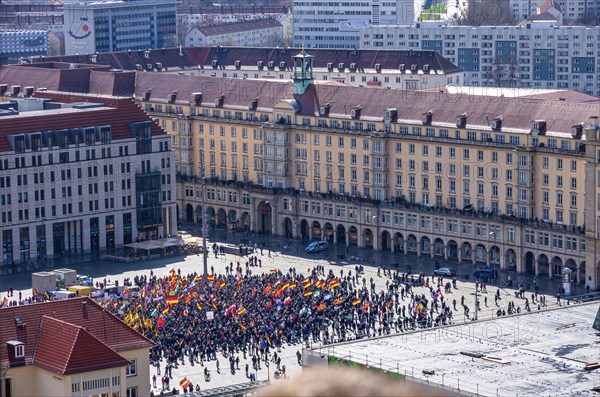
[0,297,154,397]
[0,78,176,271]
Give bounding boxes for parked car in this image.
[76,275,93,286]
[305,241,329,253]
[433,267,456,277]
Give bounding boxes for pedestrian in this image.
[153,375,157,388]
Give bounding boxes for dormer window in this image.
[211,59,218,68]
[375,63,381,72]
[422,111,433,125]
[350,106,361,119]
[384,108,398,123]
[338,63,345,71]
[532,119,547,135]
[15,344,24,358]
[349,63,356,70]
[320,104,330,117]
[456,113,468,128]
[571,123,583,139]
[7,341,25,359]
[235,60,241,69]
[399,64,405,71]
[490,117,502,131]
[279,61,286,69]
[327,62,333,71]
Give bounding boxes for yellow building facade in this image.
[136,51,600,289]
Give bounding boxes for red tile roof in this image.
[196,18,282,36]
[0,297,154,372]
[0,95,165,152]
[33,316,131,375]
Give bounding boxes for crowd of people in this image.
[94,255,539,393]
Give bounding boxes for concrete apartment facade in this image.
[184,19,283,47]
[360,21,600,96]
[62,0,178,55]
[0,66,177,271]
[292,0,419,49]
[130,52,599,289]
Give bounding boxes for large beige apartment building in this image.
[136,51,600,289]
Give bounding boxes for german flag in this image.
[269,269,277,274]
[183,310,188,317]
[240,323,247,330]
[361,302,370,311]
[165,296,179,305]
[303,290,313,297]
[135,302,142,311]
[302,277,310,284]
[196,302,203,310]
[334,299,344,306]
[263,285,272,295]
[352,298,361,306]
[162,306,170,314]
[237,308,247,316]
[45,291,50,300]
[328,279,341,290]
[207,274,215,282]
[218,281,226,289]
[187,329,193,335]
[273,279,281,287]
[194,275,202,282]
[289,282,297,289]
[317,303,326,311]
[386,300,393,309]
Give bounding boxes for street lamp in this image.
[200,167,209,281]
[489,231,496,267]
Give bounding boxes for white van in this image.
[51,290,76,299]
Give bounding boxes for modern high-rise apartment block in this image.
[0,66,176,271]
[292,0,420,48]
[62,0,178,55]
[360,21,600,96]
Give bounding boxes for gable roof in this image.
[133,73,599,134]
[33,316,131,375]
[0,297,154,372]
[29,46,462,75]
[526,11,558,22]
[539,0,562,13]
[197,19,282,37]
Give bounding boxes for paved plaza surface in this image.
[312,302,600,397]
[0,230,590,394]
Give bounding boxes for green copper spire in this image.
[293,46,314,95]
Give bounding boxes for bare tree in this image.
[450,0,520,26]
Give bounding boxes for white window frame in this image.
[126,359,137,377]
